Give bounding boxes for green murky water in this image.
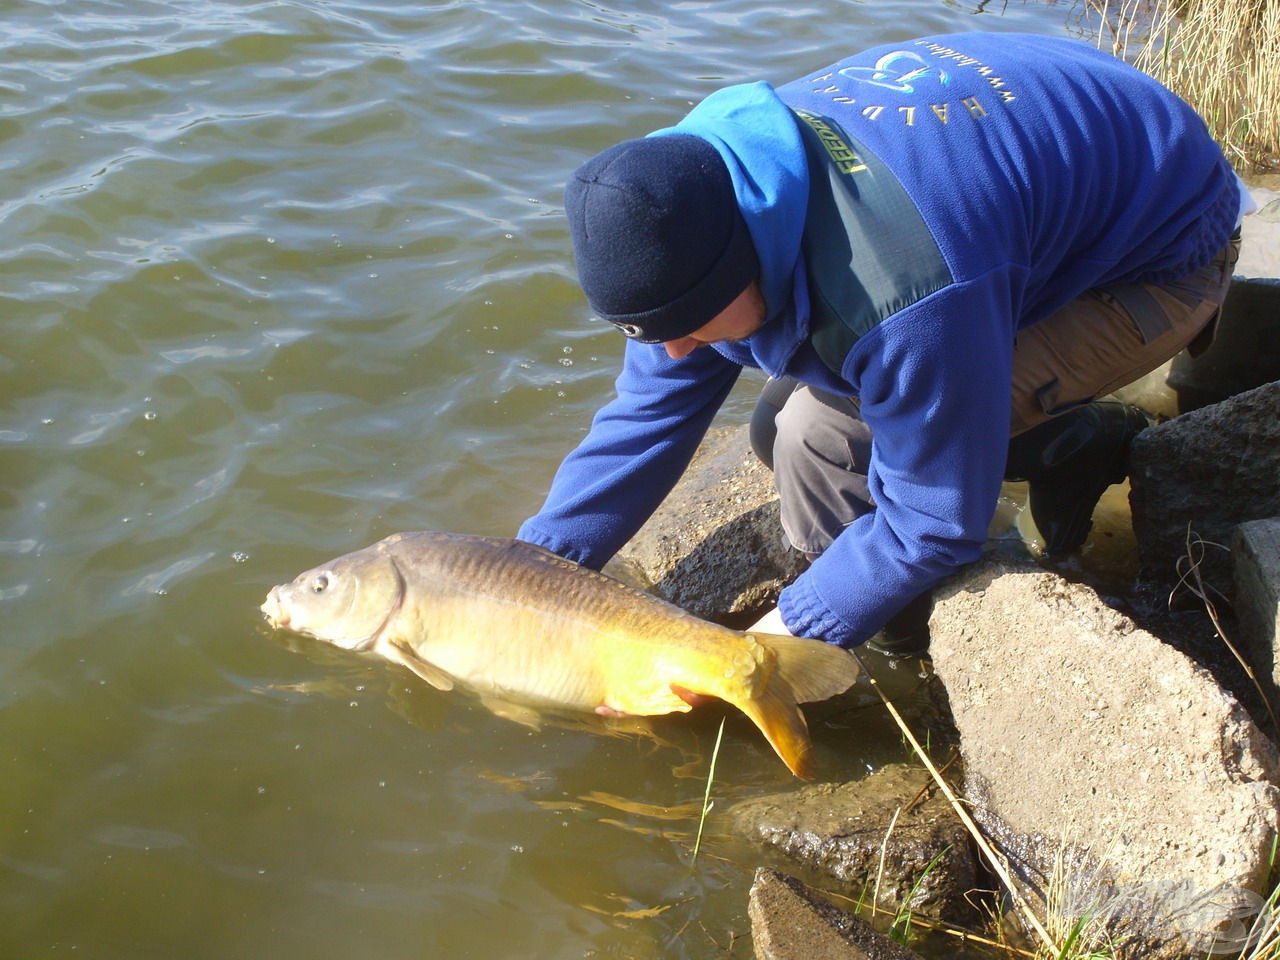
[1,3,1105,956]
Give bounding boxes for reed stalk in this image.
[1086,0,1280,170]
[690,717,725,865]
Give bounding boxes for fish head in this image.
[261,546,405,651]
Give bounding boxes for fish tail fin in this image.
[733,681,815,780]
[749,632,861,703]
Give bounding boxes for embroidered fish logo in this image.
[838,51,950,94]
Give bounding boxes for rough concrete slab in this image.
[1234,518,1280,706]
[929,558,1280,959]
[730,763,977,923]
[1129,380,1280,594]
[748,868,925,960]
[611,424,805,627]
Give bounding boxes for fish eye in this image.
[311,574,330,594]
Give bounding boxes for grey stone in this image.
[1234,518,1280,705]
[1167,278,1280,413]
[611,424,805,626]
[748,868,926,960]
[729,763,977,923]
[1129,380,1280,595]
[929,558,1280,959]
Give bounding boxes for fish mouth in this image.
[261,587,289,630]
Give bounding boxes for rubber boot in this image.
[1004,400,1152,555]
[864,591,933,659]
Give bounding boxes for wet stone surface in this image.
[729,762,977,924]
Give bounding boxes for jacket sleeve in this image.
[778,277,1016,646]
[517,340,741,569]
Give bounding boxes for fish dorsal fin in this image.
[749,633,861,703]
[386,637,456,692]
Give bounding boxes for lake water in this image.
[1,2,1108,957]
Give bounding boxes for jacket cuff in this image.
[514,522,595,568]
[778,575,861,648]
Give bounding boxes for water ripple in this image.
[0,2,1087,957]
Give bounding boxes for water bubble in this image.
[231,551,250,564]
[143,411,157,421]
[559,358,572,367]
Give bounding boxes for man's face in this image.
[661,282,766,360]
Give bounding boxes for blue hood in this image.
[652,82,810,333]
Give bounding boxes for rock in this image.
[1234,519,1280,706]
[612,424,805,626]
[1129,379,1280,595]
[928,558,1280,959]
[1167,277,1280,413]
[729,763,977,923]
[748,868,926,960]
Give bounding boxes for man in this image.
[517,33,1250,654]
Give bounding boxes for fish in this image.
[260,531,860,778]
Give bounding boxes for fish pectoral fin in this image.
[386,638,455,691]
[479,696,544,731]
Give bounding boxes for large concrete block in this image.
[1234,518,1280,706]
[748,868,925,960]
[929,558,1280,958]
[1130,380,1280,594]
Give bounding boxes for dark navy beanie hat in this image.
[564,134,759,343]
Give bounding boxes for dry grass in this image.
[1087,0,1280,171]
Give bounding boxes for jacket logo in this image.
[837,51,950,94]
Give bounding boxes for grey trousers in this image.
[751,236,1241,556]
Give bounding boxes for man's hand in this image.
[748,606,795,637]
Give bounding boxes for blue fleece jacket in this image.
[518,33,1239,646]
